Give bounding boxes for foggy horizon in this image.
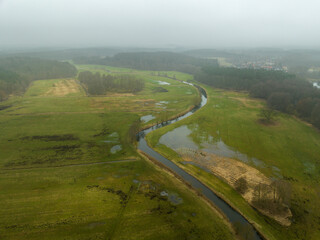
[1,0,320,49]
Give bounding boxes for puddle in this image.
[168,193,183,205]
[141,114,156,123]
[313,82,320,89]
[113,173,128,178]
[156,101,169,105]
[271,166,282,178]
[108,132,119,138]
[133,179,140,184]
[182,81,193,86]
[110,145,122,154]
[157,80,170,85]
[159,125,270,171]
[159,126,198,149]
[303,161,316,174]
[156,101,169,109]
[103,132,119,143]
[104,140,117,143]
[160,191,169,197]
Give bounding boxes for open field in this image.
[147,84,320,240]
[0,158,234,240]
[208,57,233,67]
[0,66,233,239]
[25,79,85,97]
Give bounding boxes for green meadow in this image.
[147,84,320,240]
[0,66,233,239]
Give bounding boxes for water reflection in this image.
[141,114,156,123]
[157,80,170,85]
[110,145,122,154]
[137,83,262,240]
[313,82,320,89]
[159,125,268,169]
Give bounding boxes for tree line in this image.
[78,71,144,95]
[73,52,218,74]
[196,66,320,128]
[0,57,77,101]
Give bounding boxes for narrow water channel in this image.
[138,84,263,240]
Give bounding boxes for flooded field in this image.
[159,124,275,173]
[140,114,156,123]
[139,84,263,240]
[157,80,171,85]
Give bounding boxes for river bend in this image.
[138,83,263,240]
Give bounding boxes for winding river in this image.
[138,83,263,240]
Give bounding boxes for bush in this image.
[235,177,248,194]
[258,108,277,123]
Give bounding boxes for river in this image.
[137,83,263,240]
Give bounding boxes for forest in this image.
[196,66,320,128]
[0,57,77,101]
[78,71,145,95]
[74,52,218,73]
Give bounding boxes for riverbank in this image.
[146,83,320,240]
[139,83,266,240]
[138,150,238,237]
[0,67,235,239]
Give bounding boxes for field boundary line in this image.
[0,159,139,171]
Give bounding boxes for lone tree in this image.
[235,177,248,195]
[128,119,141,143]
[259,107,277,123]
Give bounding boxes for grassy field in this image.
[147,85,320,240]
[0,66,234,239]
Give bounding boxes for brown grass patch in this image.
[105,93,135,97]
[178,149,292,226]
[230,97,262,108]
[257,119,279,126]
[45,79,81,96]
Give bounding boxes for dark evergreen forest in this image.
[196,67,320,128]
[78,71,144,95]
[0,57,77,101]
[73,52,218,73]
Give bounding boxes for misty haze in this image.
[1,0,320,48]
[0,1,320,240]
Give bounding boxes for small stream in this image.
[137,84,263,240]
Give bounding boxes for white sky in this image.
[0,0,319,48]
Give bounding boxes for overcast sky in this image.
[1,0,320,49]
